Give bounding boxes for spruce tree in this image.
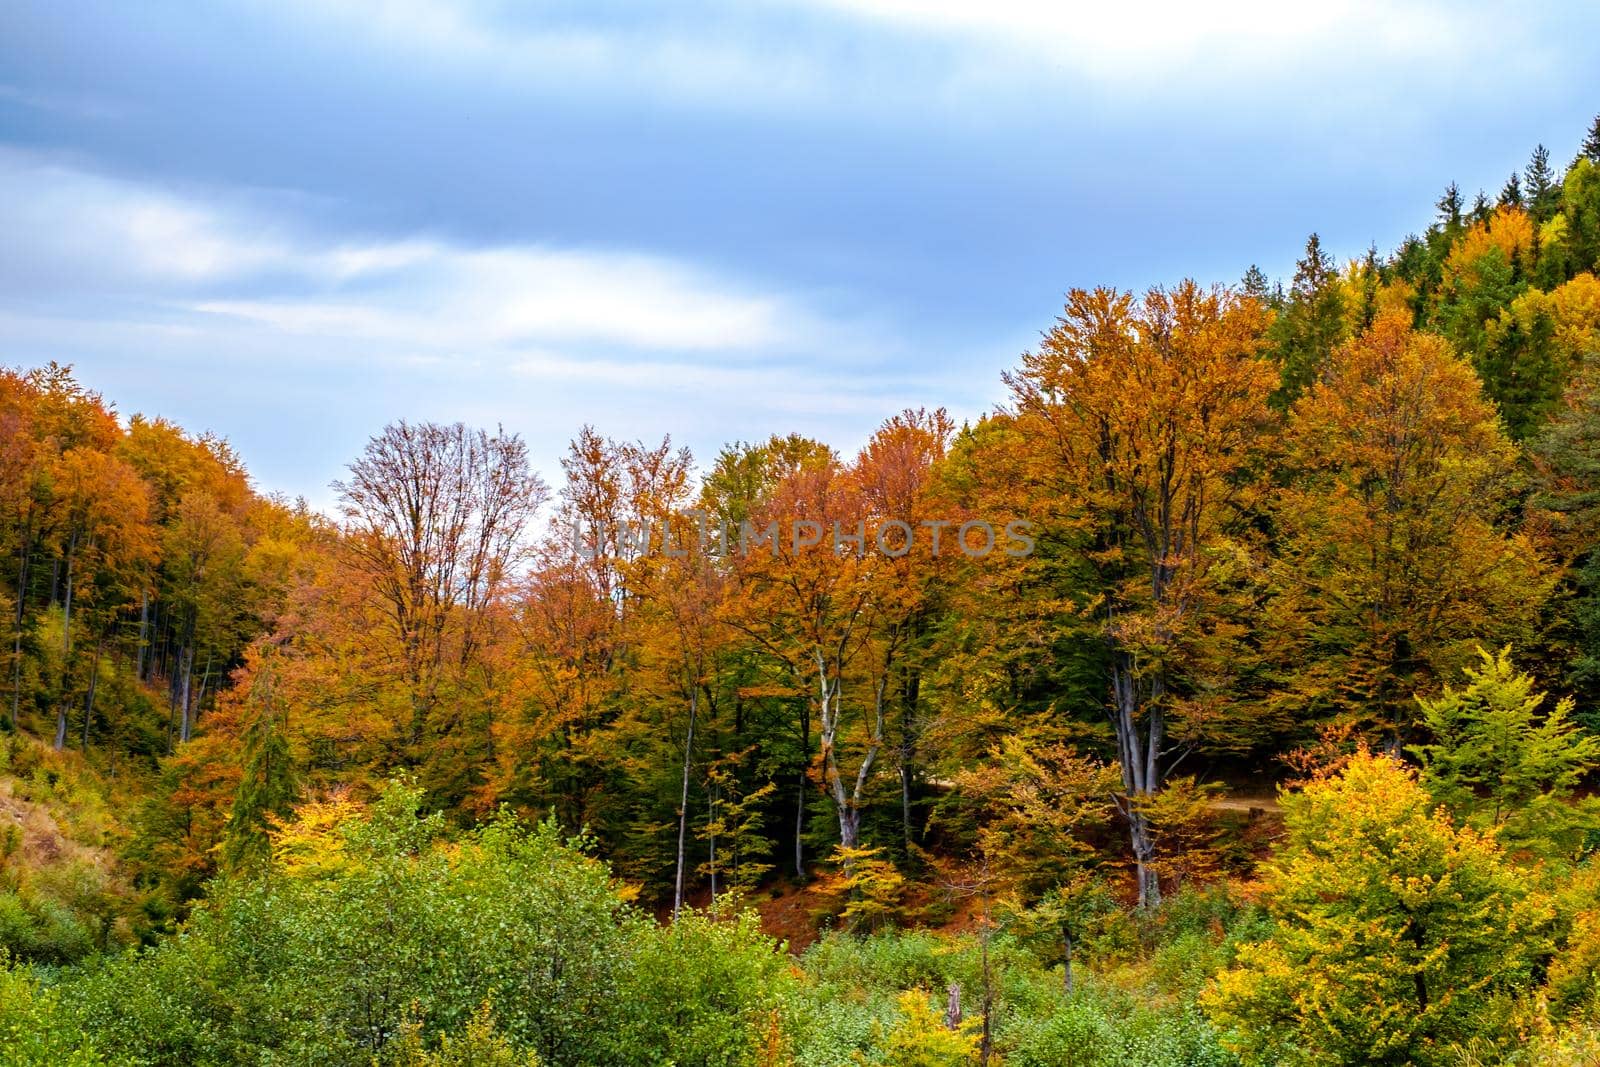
[1436,182,1463,232]
[1579,113,1600,166]
[223,658,298,873]
[1498,171,1523,208]
[1470,189,1492,222]
[1267,233,1347,408]
[1240,264,1270,304]
[1356,243,1381,331]
[1526,143,1558,222]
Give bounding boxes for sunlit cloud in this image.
[0,150,801,353]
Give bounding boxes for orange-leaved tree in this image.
[1266,311,1550,741]
[1005,282,1274,907]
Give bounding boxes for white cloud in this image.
[0,150,797,353]
[243,0,1523,117]
[0,153,294,285]
[0,148,1006,502]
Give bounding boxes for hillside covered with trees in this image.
[5,118,1600,1065]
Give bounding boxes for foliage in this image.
[7,111,1600,1067]
[618,909,793,1067]
[1265,311,1547,737]
[0,958,109,1066]
[1410,647,1600,859]
[853,989,980,1066]
[392,1000,541,1067]
[1204,751,1554,1065]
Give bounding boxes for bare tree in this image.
[334,421,547,750]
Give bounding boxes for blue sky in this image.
[3,1,1598,507]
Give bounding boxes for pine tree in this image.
[1436,182,1463,232]
[1579,113,1600,166]
[1498,171,1523,208]
[1240,264,1270,304]
[1526,144,1558,222]
[223,656,298,873]
[1268,233,1348,407]
[1470,189,1492,223]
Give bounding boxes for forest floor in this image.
[739,790,1289,952]
[1205,794,1282,813]
[0,774,111,872]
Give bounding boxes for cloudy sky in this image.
[3,1,1598,506]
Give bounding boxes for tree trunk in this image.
[794,698,809,882]
[899,663,919,858]
[81,639,103,750]
[979,927,995,1066]
[1111,652,1163,908]
[672,685,698,922]
[136,590,148,680]
[61,530,77,658]
[816,649,886,857]
[10,527,30,729]
[706,782,718,908]
[178,644,194,743]
[1062,928,1075,994]
[836,805,861,851]
[193,650,212,733]
[817,659,857,850]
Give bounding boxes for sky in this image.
[2,1,1599,510]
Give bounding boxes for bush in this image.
[64,784,640,1065]
[617,909,793,1066]
[0,959,108,1066]
[1007,987,1235,1067]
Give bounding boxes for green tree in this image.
[0,960,107,1067]
[69,783,645,1065]
[1527,144,1560,223]
[617,910,791,1067]
[1203,751,1554,1066]
[1240,264,1270,304]
[1471,189,1492,223]
[1436,182,1464,234]
[1564,159,1600,272]
[222,651,298,874]
[1581,114,1600,167]
[1499,171,1524,209]
[1269,233,1348,407]
[1410,647,1600,860]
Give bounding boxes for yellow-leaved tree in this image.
[1265,311,1550,741]
[1005,281,1275,907]
[1203,750,1553,1066]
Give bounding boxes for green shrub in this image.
[0,959,110,1066]
[617,909,792,1066]
[64,784,638,1065]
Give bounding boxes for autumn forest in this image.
[6,119,1600,1066]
